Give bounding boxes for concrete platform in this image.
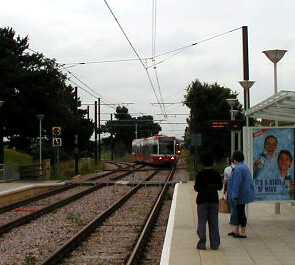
[161,181,295,265]
[0,180,62,194]
[0,180,64,208]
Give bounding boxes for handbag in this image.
[219,198,230,213]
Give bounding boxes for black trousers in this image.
[237,204,247,227]
[197,203,220,249]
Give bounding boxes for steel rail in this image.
[40,170,160,265]
[126,167,176,265]
[0,166,143,236]
[0,163,138,214]
[83,164,144,182]
[0,164,136,213]
[0,185,97,236]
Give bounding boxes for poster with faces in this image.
[253,128,294,201]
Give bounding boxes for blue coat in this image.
[228,162,255,204]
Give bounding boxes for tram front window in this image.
[159,141,174,155]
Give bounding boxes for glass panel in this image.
[159,141,174,155]
[153,144,158,154]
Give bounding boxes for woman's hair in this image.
[231,151,244,162]
[264,135,278,147]
[278,149,293,164]
[200,152,214,167]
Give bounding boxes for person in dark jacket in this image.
[194,152,223,250]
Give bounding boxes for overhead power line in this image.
[151,102,183,105]
[103,0,165,117]
[27,47,117,108]
[151,0,167,118]
[60,26,242,68]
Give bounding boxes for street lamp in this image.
[262,49,287,94]
[0,101,5,172]
[239,80,255,126]
[263,50,287,214]
[226,98,238,155]
[263,49,287,126]
[36,114,44,176]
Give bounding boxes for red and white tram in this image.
[132,135,178,166]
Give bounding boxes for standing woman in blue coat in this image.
[228,151,255,238]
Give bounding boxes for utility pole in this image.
[36,114,44,176]
[87,105,90,120]
[94,100,98,164]
[111,114,114,160]
[242,26,250,109]
[74,87,79,175]
[98,98,101,161]
[0,101,4,171]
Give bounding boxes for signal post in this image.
[52,127,62,177]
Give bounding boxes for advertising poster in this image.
[253,128,295,201]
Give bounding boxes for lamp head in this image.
[225,98,238,108]
[36,114,45,120]
[263,49,287,64]
[239,80,255,90]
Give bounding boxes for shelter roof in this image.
[245,90,295,122]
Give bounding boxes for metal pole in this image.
[274,62,278,94]
[87,105,90,120]
[94,101,98,164]
[274,63,279,127]
[237,131,241,151]
[230,109,234,155]
[245,88,249,127]
[56,146,60,177]
[0,101,4,169]
[39,118,42,176]
[242,26,250,107]
[111,114,114,160]
[0,126,3,168]
[274,61,279,209]
[74,87,79,175]
[98,98,101,161]
[135,123,138,139]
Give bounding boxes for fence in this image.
[0,164,20,181]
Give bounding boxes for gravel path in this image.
[0,185,90,226]
[61,186,163,265]
[0,185,131,265]
[138,188,174,265]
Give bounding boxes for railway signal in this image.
[52,127,62,137]
[52,137,62,147]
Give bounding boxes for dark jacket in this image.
[194,168,223,204]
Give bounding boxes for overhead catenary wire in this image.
[151,0,167,118]
[60,26,242,68]
[27,47,117,109]
[103,0,165,117]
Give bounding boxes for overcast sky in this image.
[1,0,294,138]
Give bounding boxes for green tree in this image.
[184,79,244,159]
[0,27,93,156]
[102,106,161,154]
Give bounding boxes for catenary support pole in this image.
[98,98,101,161]
[94,101,98,164]
[74,87,79,175]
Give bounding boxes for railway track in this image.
[0,167,163,265]
[0,164,145,237]
[40,168,175,265]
